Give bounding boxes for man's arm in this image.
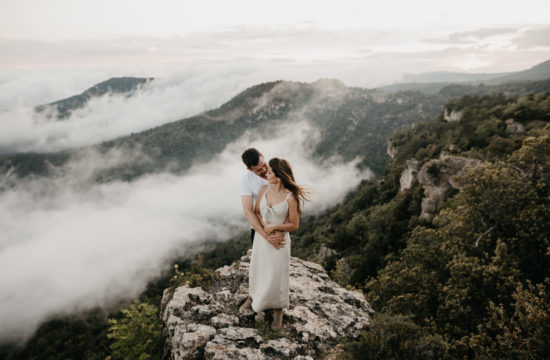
[241,195,267,237]
[251,187,285,249]
[241,189,285,249]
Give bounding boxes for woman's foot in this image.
[239,296,252,314]
[271,309,283,330]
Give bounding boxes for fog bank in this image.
[0,121,370,344]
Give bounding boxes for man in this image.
[240,148,285,248]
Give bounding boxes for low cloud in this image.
[0,121,369,344]
[449,27,517,43]
[512,27,550,49]
[0,67,275,154]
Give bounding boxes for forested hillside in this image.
[290,91,550,359]
[1,79,443,181]
[34,77,153,120]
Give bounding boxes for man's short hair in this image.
[241,148,263,168]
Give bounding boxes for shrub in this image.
[342,314,448,360]
[106,302,163,360]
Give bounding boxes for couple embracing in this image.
[238,148,309,330]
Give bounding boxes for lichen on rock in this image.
[161,251,373,359]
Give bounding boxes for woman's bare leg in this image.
[271,309,283,330]
[239,296,252,313]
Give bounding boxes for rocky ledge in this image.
[160,251,374,359]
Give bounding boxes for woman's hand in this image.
[264,223,277,234]
[266,232,285,250]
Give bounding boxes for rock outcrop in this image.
[316,244,338,263]
[443,108,463,122]
[398,154,481,218]
[505,118,526,135]
[161,251,373,359]
[399,158,422,191]
[417,154,481,219]
[387,139,397,159]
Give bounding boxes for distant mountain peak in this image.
[379,58,550,93]
[312,78,347,88]
[529,59,550,70]
[35,76,154,120]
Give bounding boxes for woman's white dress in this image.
[249,185,291,313]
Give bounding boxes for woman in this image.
[239,157,309,330]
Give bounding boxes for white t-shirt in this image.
[240,171,268,208]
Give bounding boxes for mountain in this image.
[0,79,447,182]
[376,82,455,94]
[486,59,550,83]
[402,71,510,84]
[379,58,550,93]
[4,77,550,188]
[34,77,153,120]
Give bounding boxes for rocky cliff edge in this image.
[160,251,374,359]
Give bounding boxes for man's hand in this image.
[266,231,285,249]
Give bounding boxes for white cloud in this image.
[0,121,369,344]
[0,66,277,153]
[2,41,549,156]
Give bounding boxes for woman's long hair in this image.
[269,158,311,215]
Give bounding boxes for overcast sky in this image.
[1,0,550,89]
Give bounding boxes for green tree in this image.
[107,302,163,360]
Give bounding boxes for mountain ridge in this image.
[34,76,153,120]
[0,79,441,182]
[379,58,550,93]
[3,75,550,187]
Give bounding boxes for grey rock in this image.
[417,154,481,219]
[205,336,265,359]
[215,265,233,278]
[505,118,526,134]
[399,158,422,191]
[192,304,217,317]
[260,337,302,357]
[317,244,338,263]
[210,313,239,328]
[443,108,463,122]
[387,138,397,159]
[162,251,373,359]
[170,323,216,359]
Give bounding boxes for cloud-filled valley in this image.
[0,69,275,154]
[0,118,370,343]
